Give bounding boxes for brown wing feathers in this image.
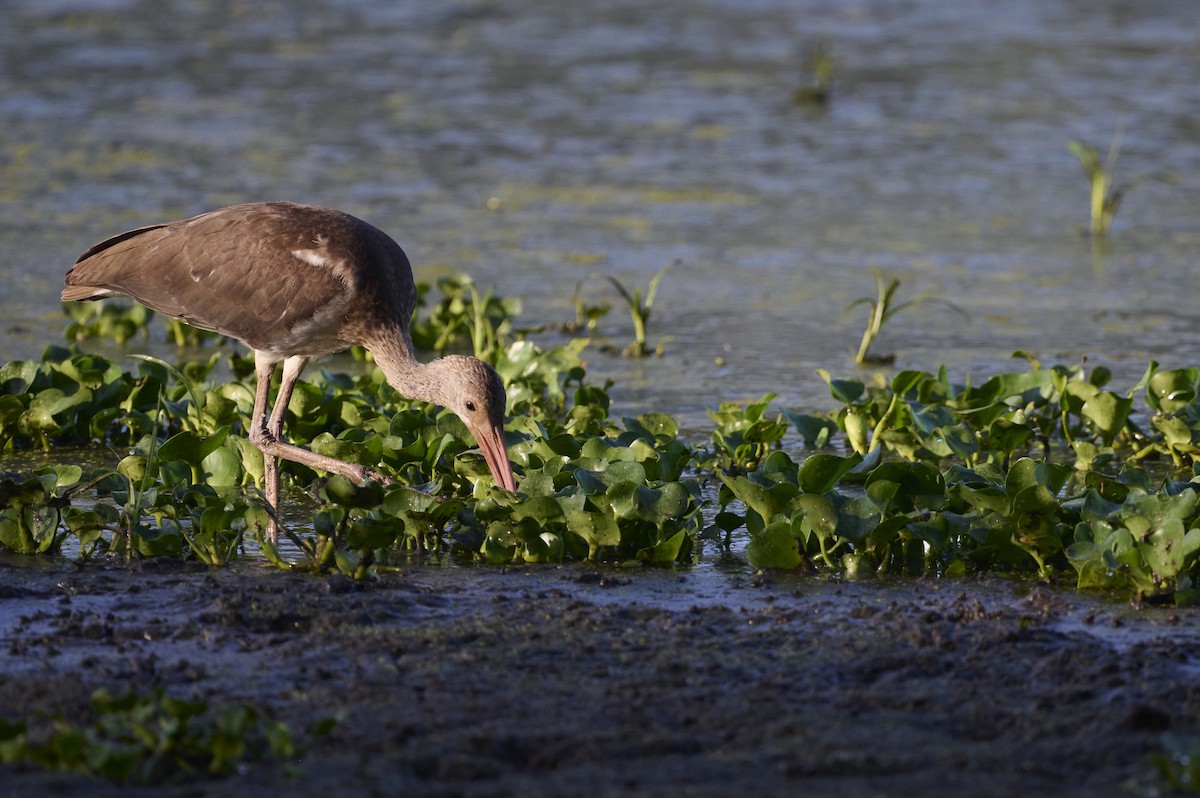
[62,204,355,352]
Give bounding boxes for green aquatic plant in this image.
[13,275,1200,600]
[0,688,334,784]
[705,393,788,473]
[792,41,834,106]
[0,465,80,554]
[163,316,230,347]
[606,261,673,357]
[1067,128,1172,237]
[845,273,967,366]
[62,301,152,344]
[561,280,612,335]
[1152,733,1200,792]
[409,274,521,361]
[1067,130,1124,238]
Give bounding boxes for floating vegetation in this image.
[3,279,1200,604]
[1152,733,1200,792]
[0,688,334,784]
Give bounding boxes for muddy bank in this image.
[1,559,1197,797]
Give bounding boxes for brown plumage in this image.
[63,201,517,542]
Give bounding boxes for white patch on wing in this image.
[291,249,330,268]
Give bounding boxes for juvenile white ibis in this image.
[62,201,517,541]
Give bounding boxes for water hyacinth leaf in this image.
[1151,416,1200,464]
[118,455,149,484]
[864,461,945,515]
[311,432,383,467]
[718,473,799,524]
[651,439,693,483]
[760,449,800,477]
[1005,458,1069,498]
[636,528,688,563]
[232,437,265,486]
[630,482,690,525]
[322,475,385,509]
[346,517,400,551]
[566,509,620,558]
[877,428,926,461]
[381,486,438,516]
[1081,489,1124,524]
[795,493,838,543]
[940,423,979,461]
[582,459,647,489]
[910,403,955,438]
[0,477,59,553]
[1116,465,1153,491]
[518,472,556,498]
[522,528,564,563]
[158,427,230,468]
[1080,390,1133,443]
[1137,518,1195,583]
[1066,522,1143,590]
[201,443,244,487]
[1012,483,1061,520]
[625,412,678,440]
[0,360,38,392]
[512,495,565,525]
[746,519,803,569]
[949,479,1008,516]
[605,481,642,520]
[1147,368,1198,415]
[782,410,838,448]
[1121,488,1198,529]
[831,494,881,546]
[574,469,609,496]
[541,432,584,459]
[985,417,1034,457]
[133,521,184,557]
[36,463,82,492]
[797,452,862,495]
[818,371,864,405]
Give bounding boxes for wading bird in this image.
[63,201,517,541]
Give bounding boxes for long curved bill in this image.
[471,422,517,492]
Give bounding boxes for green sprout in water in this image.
[560,281,612,336]
[845,273,967,366]
[606,261,674,357]
[792,42,834,107]
[1067,126,1172,238]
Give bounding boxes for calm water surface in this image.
[2,0,1198,430]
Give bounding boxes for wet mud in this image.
[1,560,1197,797]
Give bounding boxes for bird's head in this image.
[426,355,517,493]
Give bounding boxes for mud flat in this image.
[1,559,1197,797]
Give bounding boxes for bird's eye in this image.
[465,401,476,412]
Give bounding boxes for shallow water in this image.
[2,0,1198,428]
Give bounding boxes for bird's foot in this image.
[346,464,396,487]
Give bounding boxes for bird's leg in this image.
[250,358,282,543]
[263,356,303,543]
[247,355,395,541]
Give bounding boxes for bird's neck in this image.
[368,341,451,408]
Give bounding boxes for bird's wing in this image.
[63,203,359,352]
